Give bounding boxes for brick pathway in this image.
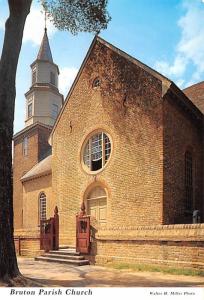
[17,257,204,287]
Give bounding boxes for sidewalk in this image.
[17,257,204,287]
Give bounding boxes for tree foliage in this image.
[43,0,111,34]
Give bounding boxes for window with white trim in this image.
[50,71,56,85]
[39,192,46,221]
[27,102,33,118]
[51,103,59,118]
[22,137,28,156]
[83,132,111,171]
[32,67,36,84]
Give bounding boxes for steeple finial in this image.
[44,9,47,32]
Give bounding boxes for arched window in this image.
[39,192,46,221]
[86,186,107,225]
[22,136,28,156]
[185,151,193,211]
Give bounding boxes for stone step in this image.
[59,245,69,249]
[49,250,81,256]
[42,253,85,260]
[35,256,89,266]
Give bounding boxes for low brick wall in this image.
[87,224,204,269]
[14,229,43,257]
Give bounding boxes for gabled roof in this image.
[49,36,172,144]
[21,155,52,182]
[37,28,53,63]
[182,81,204,115]
[49,36,203,143]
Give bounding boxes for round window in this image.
[83,132,111,172]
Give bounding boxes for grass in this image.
[105,262,204,277]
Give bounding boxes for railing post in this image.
[18,236,21,256]
[54,206,59,250]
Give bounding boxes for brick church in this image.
[13,29,204,268]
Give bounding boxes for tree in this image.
[0,0,110,284]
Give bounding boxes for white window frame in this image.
[50,71,56,86]
[83,132,111,172]
[27,102,33,118]
[22,136,28,156]
[51,103,59,119]
[39,192,47,222]
[32,67,37,85]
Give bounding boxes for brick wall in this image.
[14,229,42,257]
[183,83,204,223]
[52,39,164,246]
[22,173,53,230]
[163,91,203,224]
[13,124,52,229]
[88,224,204,269]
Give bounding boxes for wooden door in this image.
[76,215,90,254]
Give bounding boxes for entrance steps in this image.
[35,247,89,266]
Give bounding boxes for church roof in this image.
[183,81,204,114]
[21,155,52,182]
[49,36,203,143]
[37,28,53,63]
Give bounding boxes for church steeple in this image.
[24,28,63,128]
[37,28,53,63]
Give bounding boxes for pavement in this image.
[17,257,204,287]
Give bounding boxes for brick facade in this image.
[89,224,204,269]
[163,89,203,224]
[50,37,204,249]
[22,173,53,230]
[13,123,52,229]
[13,37,204,270]
[51,38,166,246]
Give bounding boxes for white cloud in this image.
[175,79,185,89]
[0,4,57,45]
[23,6,57,46]
[0,5,57,46]
[0,9,7,30]
[155,56,187,78]
[59,67,78,95]
[154,0,204,87]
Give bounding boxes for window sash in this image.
[22,137,28,156]
[28,103,33,118]
[83,132,111,170]
[50,72,56,85]
[51,104,58,118]
[39,194,46,221]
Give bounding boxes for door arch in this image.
[86,186,107,225]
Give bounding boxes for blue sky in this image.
[0,0,204,133]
